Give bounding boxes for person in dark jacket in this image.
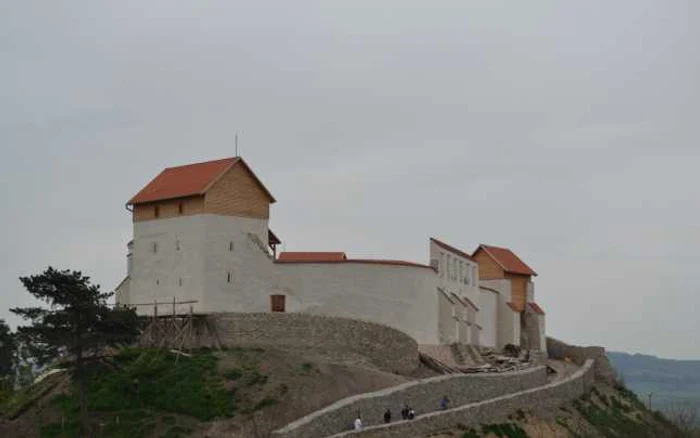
[383,408,391,423]
[401,404,409,420]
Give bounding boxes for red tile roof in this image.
[277,252,347,262]
[506,302,519,312]
[474,244,537,276]
[528,302,545,315]
[276,252,434,270]
[345,259,434,269]
[430,238,475,261]
[128,157,275,205]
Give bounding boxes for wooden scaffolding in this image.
[136,299,222,351]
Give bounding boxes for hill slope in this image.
[607,351,700,415]
[0,347,418,438]
[427,381,689,438]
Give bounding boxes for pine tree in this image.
[0,319,17,393]
[11,267,140,437]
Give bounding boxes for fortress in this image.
[115,157,546,352]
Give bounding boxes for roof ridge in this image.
[430,237,475,261]
[128,156,275,205]
[163,156,237,170]
[200,158,240,194]
[475,244,537,276]
[480,243,510,250]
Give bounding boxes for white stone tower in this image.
[115,157,279,315]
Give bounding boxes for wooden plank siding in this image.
[508,274,530,312]
[203,164,271,219]
[133,196,204,222]
[473,250,505,280]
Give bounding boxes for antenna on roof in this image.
[235,132,239,157]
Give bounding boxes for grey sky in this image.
[1,1,698,359]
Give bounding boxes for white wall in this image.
[478,288,498,348]
[127,214,271,315]
[437,289,456,344]
[200,215,274,313]
[538,313,547,353]
[430,241,480,309]
[115,277,130,306]
[480,279,521,348]
[123,214,512,348]
[274,262,440,344]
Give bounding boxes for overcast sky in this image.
[1,1,698,359]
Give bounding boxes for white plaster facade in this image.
[478,287,498,348]
[274,262,440,344]
[430,239,480,308]
[117,214,273,315]
[115,211,546,350]
[116,158,547,352]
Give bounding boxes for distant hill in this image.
[607,351,700,415]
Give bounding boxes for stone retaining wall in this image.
[193,313,419,374]
[547,337,616,384]
[272,366,547,438]
[329,359,595,437]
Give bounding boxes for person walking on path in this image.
[354,415,363,430]
[440,395,450,410]
[401,404,409,420]
[383,408,392,424]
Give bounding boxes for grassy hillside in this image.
[607,351,700,420]
[430,382,692,438]
[0,346,410,438]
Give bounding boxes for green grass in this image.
[461,428,480,438]
[573,388,681,438]
[39,348,242,438]
[87,348,237,420]
[480,423,529,438]
[0,372,66,419]
[223,368,243,380]
[300,362,313,374]
[161,425,193,438]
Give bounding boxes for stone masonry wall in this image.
[191,313,419,375]
[546,337,617,385]
[328,359,595,438]
[272,366,547,438]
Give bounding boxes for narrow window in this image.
[152,242,158,253]
[178,278,183,287]
[156,278,160,286]
[178,202,184,215]
[154,205,160,218]
[229,241,234,252]
[175,240,181,251]
[227,271,232,283]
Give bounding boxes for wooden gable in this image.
[473,249,505,280]
[203,162,273,219]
